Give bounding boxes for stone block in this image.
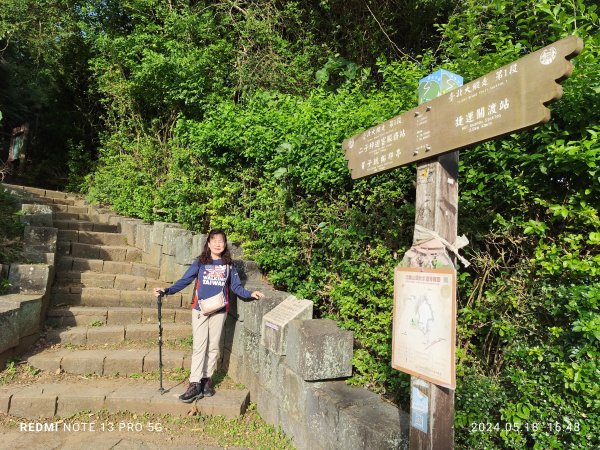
[24,226,58,252]
[107,307,142,325]
[8,264,50,294]
[46,328,87,345]
[221,348,244,382]
[163,226,188,256]
[105,385,155,414]
[286,319,353,381]
[80,272,116,288]
[124,324,157,341]
[80,288,121,307]
[0,303,20,353]
[242,328,260,375]
[150,221,175,246]
[57,229,79,242]
[66,205,89,214]
[142,243,163,267]
[8,385,57,419]
[21,204,53,226]
[119,290,151,307]
[56,240,72,256]
[61,350,106,375]
[258,346,286,394]
[0,294,43,337]
[260,296,313,355]
[143,350,186,371]
[72,257,103,272]
[256,383,281,426]
[102,261,131,275]
[279,409,313,450]
[191,234,206,258]
[20,213,54,227]
[114,274,146,290]
[233,259,262,283]
[125,247,142,262]
[280,366,311,419]
[27,351,67,372]
[120,219,143,246]
[243,295,285,335]
[336,402,408,450]
[79,231,127,246]
[141,307,175,324]
[159,254,176,282]
[174,231,194,265]
[86,325,125,345]
[56,386,107,417]
[173,308,192,325]
[103,349,144,375]
[305,381,394,450]
[48,306,107,327]
[196,390,250,419]
[97,245,127,262]
[222,315,244,355]
[135,223,153,252]
[71,242,100,259]
[0,385,24,414]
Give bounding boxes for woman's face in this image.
[208,234,226,257]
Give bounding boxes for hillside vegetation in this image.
[1,1,598,448]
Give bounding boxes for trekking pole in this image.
[157,292,165,394]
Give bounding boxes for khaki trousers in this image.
[190,308,227,383]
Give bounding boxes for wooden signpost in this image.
[342,36,583,450]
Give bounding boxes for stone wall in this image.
[0,185,57,369]
[98,209,409,449]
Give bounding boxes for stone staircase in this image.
[1,185,251,420]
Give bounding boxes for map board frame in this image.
[392,266,457,389]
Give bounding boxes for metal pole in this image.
[157,292,165,394]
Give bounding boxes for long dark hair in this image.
[198,229,233,264]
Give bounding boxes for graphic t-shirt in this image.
[163,258,253,311]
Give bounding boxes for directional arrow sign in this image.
[342,36,583,179]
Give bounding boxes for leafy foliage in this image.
[2,1,600,448]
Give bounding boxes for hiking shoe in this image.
[179,382,203,403]
[202,377,215,397]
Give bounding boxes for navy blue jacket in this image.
[163,258,252,311]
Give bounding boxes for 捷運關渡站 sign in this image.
[342,36,583,179]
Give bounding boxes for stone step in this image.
[56,241,142,262]
[35,197,77,206]
[27,348,192,376]
[57,257,161,278]
[54,211,109,222]
[47,306,191,327]
[53,271,168,291]
[46,203,92,214]
[53,219,118,233]
[1,378,249,419]
[50,287,187,308]
[57,229,128,246]
[45,322,191,345]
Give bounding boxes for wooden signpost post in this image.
[342,36,583,450]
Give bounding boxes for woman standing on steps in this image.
[153,229,264,403]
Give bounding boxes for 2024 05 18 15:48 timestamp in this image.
[470,421,581,433]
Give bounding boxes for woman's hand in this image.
[153,287,166,298]
[251,291,264,300]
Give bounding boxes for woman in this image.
[154,229,264,403]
